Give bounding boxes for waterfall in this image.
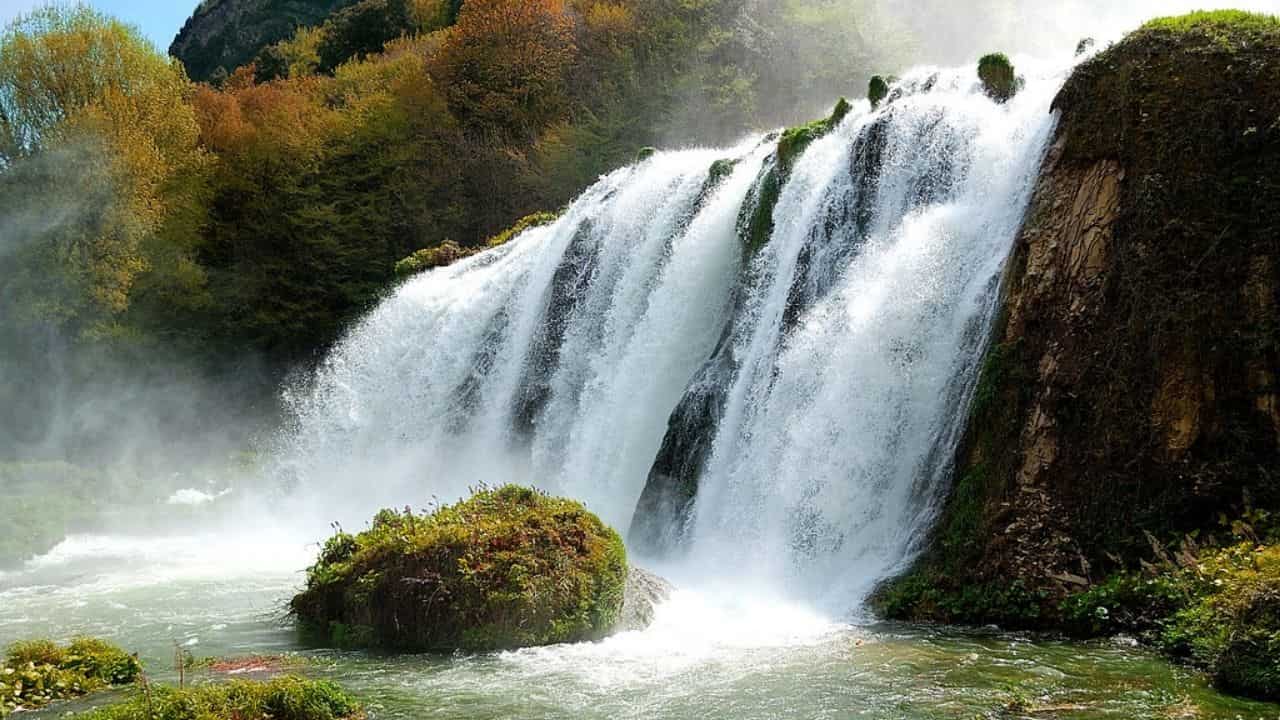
[274,57,1068,613]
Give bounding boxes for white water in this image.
[267,57,1070,617]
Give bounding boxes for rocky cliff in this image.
[170,0,356,81]
[879,12,1280,625]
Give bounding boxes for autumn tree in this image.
[428,0,577,142]
[0,4,205,329]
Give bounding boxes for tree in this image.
[0,4,205,326]
[428,0,577,142]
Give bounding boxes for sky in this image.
[0,0,194,50]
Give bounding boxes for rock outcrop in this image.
[879,12,1280,626]
[170,0,357,81]
[618,567,675,632]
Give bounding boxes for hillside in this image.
[170,0,358,81]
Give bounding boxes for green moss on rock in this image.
[81,676,363,720]
[977,53,1018,102]
[739,98,852,258]
[291,485,628,652]
[395,211,560,278]
[868,76,889,109]
[1,638,141,717]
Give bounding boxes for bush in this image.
[868,75,889,108]
[977,52,1017,102]
[1,637,141,717]
[80,676,363,720]
[290,485,628,651]
[1062,543,1280,701]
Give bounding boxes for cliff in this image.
[170,0,356,81]
[879,12,1280,626]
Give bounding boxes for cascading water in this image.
[272,57,1066,615]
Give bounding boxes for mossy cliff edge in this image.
[877,9,1280,676]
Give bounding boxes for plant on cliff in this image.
[80,676,364,720]
[290,485,628,651]
[395,211,560,277]
[977,52,1017,102]
[1,638,141,717]
[868,75,889,108]
[738,97,852,257]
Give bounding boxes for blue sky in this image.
[0,0,194,50]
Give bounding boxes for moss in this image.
[486,210,560,248]
[635,146,658,162]
[868,75,889,108]
[738,98,852,258]
[977,53,1018,102]
[394,211,560,278]
[1142,10,1280,42]
[80,676,363,720]
[290,485,628,652]
[1062,543,1280,701]
[393,240,469,278]
[707,158,737,187]
[1,638,141,717]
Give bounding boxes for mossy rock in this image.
[394,211,560,277]
[635,146,658,162]
[80,676,363,720]
[291,485,628,652]
[1,638,141,717]
[977,53,1018,102]
[868,75,890,109]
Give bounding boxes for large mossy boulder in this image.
[291,485,628,652]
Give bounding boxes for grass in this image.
[290,485,628,652]
[80,676,364,720]
[1,638,141,717]
[1142,10,1280,36]
[1062,541,1280,701]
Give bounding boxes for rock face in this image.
[170,0,356,81]
[618,567,675,632]
[879,14,1280,625]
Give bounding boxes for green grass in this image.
[1,638,141,717]
[1062,542,1280,701]
[80,676,363,720]
[291,485,628,652]
[1142,10,1280,35]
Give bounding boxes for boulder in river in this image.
[290,485,628,652]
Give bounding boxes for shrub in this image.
[1,637,141,717]
[977,52,1017,102]
[1062,543,1280,701]
[80,676,363,720]
[290,485,628,651]
[868,75,889,108]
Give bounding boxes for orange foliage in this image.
[428,0,577,141]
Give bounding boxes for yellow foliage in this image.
[0,4,205,320]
